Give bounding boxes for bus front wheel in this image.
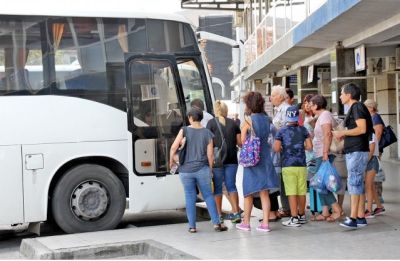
[51,164,126,233]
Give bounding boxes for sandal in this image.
[214,224,228,232]
[326,213,341,222]
[188,228,197,233]
[278,209,290,218]
[311,214,329,221]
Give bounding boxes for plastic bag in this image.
[323,162,342,193]
[310,161,328,194]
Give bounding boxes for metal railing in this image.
[243,0,326,67]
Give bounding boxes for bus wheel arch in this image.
[48,159,128,233]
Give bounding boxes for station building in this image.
[182,0,400,159]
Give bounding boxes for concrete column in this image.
[297,66,318,102]
[330,46,366,116]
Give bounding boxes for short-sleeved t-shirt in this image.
[344,102,373,153]
[207,117,241,164]
[179,127,214,173]
[372,113,385,127]
[276,124,309,167]
[313,110,336,158]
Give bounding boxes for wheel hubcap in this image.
[71,181,109,221]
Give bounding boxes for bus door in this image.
[126,54,212,211]
[126,54,187,211]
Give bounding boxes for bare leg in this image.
[243,196,253,225]
[214,195,223,216]
[228,192,240,213]
[337,194,345,210]
[288,195,298,217]
[350,195,360,219]
[259,190,271,226]
[322,206,330,217]
[330,202,342,219]
[298,195,306,215]
[365,170,376,212]
[357,194,366,218]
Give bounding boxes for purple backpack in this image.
[239,127,261,167]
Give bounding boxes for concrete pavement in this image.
[20,160,400,259]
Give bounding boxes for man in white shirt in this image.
[270,85,291,217]
[272,85,290,129]
[191,98,213,127]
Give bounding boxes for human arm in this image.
[235,122,242,147]
[368,139,375,161]
[169,128,184,168]
[322,123,332,161]
[333,118,366,139]
[241,119,251,145]
[305,137,313,151]
[273,139,282,152]
[374,123,384,143]
[236,133,242,147]
[207,138,214,170]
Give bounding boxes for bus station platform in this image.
[20,160,400,259]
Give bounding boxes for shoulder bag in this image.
[239,123,261,167]
[213,118,227,168]
[330,117,345,154]
[379,125,397,150]
[178,127,187,166]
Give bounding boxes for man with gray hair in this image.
[270,85,291,218]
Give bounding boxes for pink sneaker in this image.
[256,223,271,232]
[236,223,251,231]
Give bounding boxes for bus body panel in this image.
[0,96,128,145]
[22,140,130,223]
[129,174,185,213]
[0,145,24,225]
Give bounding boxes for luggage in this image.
[309,187,322,214]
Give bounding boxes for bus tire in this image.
[51,164,126,233]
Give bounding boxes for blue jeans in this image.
[180,165,220,228]
[315,155,337,207]
[213,164,239,195]
[346,151,369,195]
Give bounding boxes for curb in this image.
[20,238,198,259]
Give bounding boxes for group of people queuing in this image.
[169,82,386,233]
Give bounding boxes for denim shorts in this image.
[212,164,238,195]
[366,156,379,173]
[346,151,369,195]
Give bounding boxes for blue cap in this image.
[286,106,299,122]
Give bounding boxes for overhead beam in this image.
[181,0,244,11]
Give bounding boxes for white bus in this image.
[0,7,216,233]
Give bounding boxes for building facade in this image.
[232,0,400,159]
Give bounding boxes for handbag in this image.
[213,118,227,168]
[239,126,261,167]
[178,127,187,165]
[330,118,345,154]
[379,125,397,150]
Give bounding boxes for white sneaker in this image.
[282,217,301,227]
[298,214,307,224]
